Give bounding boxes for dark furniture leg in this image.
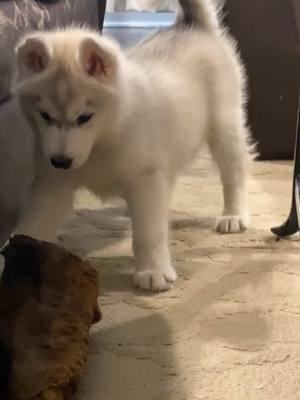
[99,0,107,31]
[271,93,300,237]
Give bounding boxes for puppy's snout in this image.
[50,156,73,170]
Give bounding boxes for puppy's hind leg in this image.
[208,114,252,234]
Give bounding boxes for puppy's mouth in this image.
[50,156,73,170]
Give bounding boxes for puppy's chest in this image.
[79,155,127,199]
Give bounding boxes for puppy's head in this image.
[0,235,101,324]
[14,28,123,170]
[0,235,43,290]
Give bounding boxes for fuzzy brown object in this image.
[0,235,101,400]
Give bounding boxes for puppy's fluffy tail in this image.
[177,0,221,32]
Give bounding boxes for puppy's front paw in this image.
[216,215,249,234]
[133,266,177,292]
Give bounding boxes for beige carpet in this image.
[59,156,300,400]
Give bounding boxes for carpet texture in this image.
[55,155,300,399]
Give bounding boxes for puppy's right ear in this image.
[15,36,52,81]
[79,37,120,82]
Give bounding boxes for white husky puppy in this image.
[14,0,253,291]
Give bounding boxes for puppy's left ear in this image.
[79,37,119,81]
[15,35,52,81]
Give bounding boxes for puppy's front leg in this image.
[126,173,177,291]
[16,178,74,242]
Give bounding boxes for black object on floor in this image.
[271,94,300,237]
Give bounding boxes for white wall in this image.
[106,0,225,13]
[107,0,176,12]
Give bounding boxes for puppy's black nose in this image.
[50,156,73,170]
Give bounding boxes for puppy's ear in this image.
[79,37,119,81]
[15,36,52,80]
[93,303,102,324]
[1,235,42,289]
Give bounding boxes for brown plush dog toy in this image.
[0,235,101,400]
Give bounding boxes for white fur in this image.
[14,2,253,291]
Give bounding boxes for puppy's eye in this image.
[39,111,53,124]
[77,113,93,126]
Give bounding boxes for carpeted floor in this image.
[58,155,300,400]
